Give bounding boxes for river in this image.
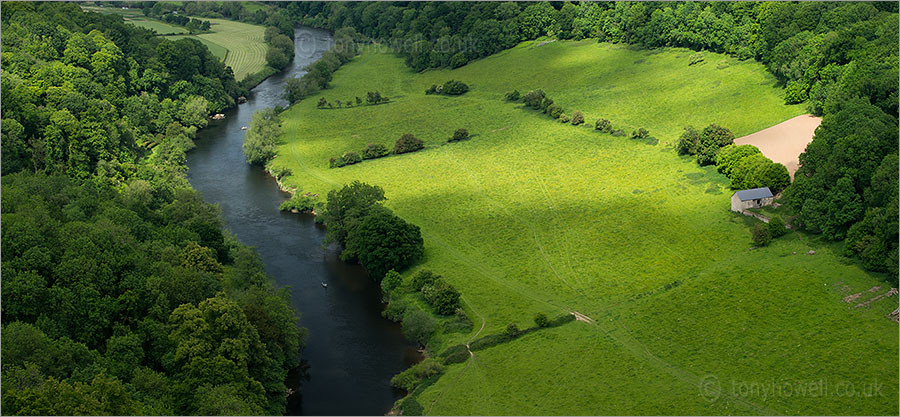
[185,27,420,416]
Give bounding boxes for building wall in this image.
[731,195,774,212]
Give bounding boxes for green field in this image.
[83,6,267,81]
[272,40,898,414]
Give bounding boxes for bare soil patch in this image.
[734,114,822,179]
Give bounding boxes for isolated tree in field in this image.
[450,128,469,142]
[534,312,549,328]
[571,111,585,125]
[362,143,389,159]
[402,308,436,345]
[595,118,612,133]
[751,223,771,246]
[676,126,701,155]
[441,80,469,95]
[394,133,424,154]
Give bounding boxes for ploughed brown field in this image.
[734,114,822,179]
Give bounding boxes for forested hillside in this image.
[289,0,899,279]
[1,3,304,414]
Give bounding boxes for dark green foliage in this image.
[0,173,302,415]
[285,78,321,105]
[362,143,389,160]
[401,307,436,345]
[279,194,317,213]
[522,89,546,109]
[343,205,424,280]
[443,308,474,334]
[571,111,585,125]
[381,270,402,296]
[450,128,469,142]
[540,98,555,113]
[695,124,735,165]
[595,118,612,133]
[631,127,649,139]
[242,108,282,165]
[425,84,439,95]
[558,113,570,123]
[715,145,762,177]
[547,104,564,119]
[341,151,362,165]
[320,181,386,247]
[421,279,461,315]
[676,126,701,155]
[506,323,520,337]
[469,333,513,351]
[784,81,809,104]
[394,133,425,154]
[768,216,788,238]
[365,91,389,105]
[612,129,626,137]
[390,358,443,391]
[442,80,470,96]
[411,270,439,291]
[534,312,549,328]
[382,298,408,322]
[751,223,772,246]
[440,344,470,365]
[505,90,521,101]
[727,153,791,194]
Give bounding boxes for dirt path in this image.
[734,114,822,179]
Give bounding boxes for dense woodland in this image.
[1,3,303,414]
[289,1,899,280]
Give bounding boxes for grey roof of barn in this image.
[733,187,774,201]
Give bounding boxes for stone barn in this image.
[731,187,774,212]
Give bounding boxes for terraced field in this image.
[272,40,898,415]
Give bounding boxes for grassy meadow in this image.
[272,40,898,414]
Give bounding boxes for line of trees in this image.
[330,133,423,168]
[160,14,211,33]
[264,26,295,71]
[242,108,283,166]
[425,80,469,96]
[316,91,390,109]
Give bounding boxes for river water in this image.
[185,27,420,416]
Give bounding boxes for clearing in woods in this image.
[272,40,897,415]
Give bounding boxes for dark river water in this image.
[185,28,420,416]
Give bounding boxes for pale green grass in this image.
[165,35,228,61]
[273,42,898,414]
[124,18,188,35]
[186,17,267,81]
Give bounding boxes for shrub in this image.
[522,89,545,109]
[571,111,585,125]
[382,297,408,322]
[676,126,701,155]
[402,307,436,345]
[505,90,520,101]
[784,81,808,104]
[344,206,424,280]
[279,194,316,213]
[751,223,772,246]
[768,216,788,238]
[449,52,467,68]
[506,323,520,337]
[689,52,704,65]
[612,129,626,137]
[547,104,564,119]
[631,127,649,139]
[441,80,469,95]
[534,312,549,328]
[394,133,424,154]
[540,97,554,113]
[443,308,473,334]
[328,157,346,168]
[715,144,761,176]
[411,270,439,291]
[400,399,423,416]
[421,279,461,315]
[362,143,389,160]
[425,84,438,95]
[440,344,470,365]
[355,97,362,106]
[381,269,402,296]
[317,97,328,108]
[595,118,612,133]
[450,128,469,142]
[341,151,361,165]
[558,113,570,123]
[390,358,443,391]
